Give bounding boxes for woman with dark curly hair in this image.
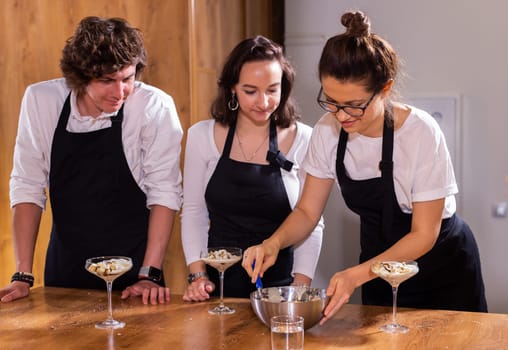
[181,36,323,302]
[243,11,487,323]
[1,17,183,306]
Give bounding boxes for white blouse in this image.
[181,119,324,279]
[303,106,458,218]
[10,78,183,211]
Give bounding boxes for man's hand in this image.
[0,282,30,302]
[121,279,170,305]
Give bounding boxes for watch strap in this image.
[11,272,34,287]
[187,271,208,284]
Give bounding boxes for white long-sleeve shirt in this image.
[10,78,183,211]
[303,106,458,217]
[181,119,323,279]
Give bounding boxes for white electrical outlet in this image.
[493,202,507,218]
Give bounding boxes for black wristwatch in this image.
[187,271,208,284]
[138,266,162,283]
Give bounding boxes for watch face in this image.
[139,266,162,281]
[149,267,162,280]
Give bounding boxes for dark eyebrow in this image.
[102,72,136,81]
[123,73,136,80]
[323,92,366,105]
[241,82,281,89]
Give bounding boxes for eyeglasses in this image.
[316,87,377,117]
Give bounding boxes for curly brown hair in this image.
[210,35,299,128]
[60,16,147,94]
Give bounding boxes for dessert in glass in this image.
[371,260,419,333]
[85,256,133,329]
[200,247,242,314]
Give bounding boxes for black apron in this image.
[336,120,487,312]
[46,94,154,290]
[205,120,294,297]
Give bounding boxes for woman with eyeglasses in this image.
[242,10,487,322]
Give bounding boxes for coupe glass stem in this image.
[106,281,114,323]
[391,285,399,325]
[218,271,225,309]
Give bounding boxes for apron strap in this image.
[111,103,125,123]
[336,128,348,184]
[56,93,72,132]
[223,120,236,157]
[266,119,293,171]
[379,116,395,237]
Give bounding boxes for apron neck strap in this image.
[266,119,293,171]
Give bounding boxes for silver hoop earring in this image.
[228,92,239,111]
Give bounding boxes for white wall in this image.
[286,0,508,312]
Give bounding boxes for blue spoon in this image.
[252,261,263,293]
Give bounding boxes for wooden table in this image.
[0,287,507,349]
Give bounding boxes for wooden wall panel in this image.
[245,0,272,38]
[0,0,72,290]
[189,0,278,125]
[189,0,244,125]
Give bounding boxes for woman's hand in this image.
[0,282,31,302]
[121,280,170,305]
[242,238,281,283]
[319,270,356,325]
[182,278,215,302]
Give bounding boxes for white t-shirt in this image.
[181,119,323,279]
[10,78,183,211]
[303,106,458,217]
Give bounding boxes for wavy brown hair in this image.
[211,35,299,128]
[60,16,147,94]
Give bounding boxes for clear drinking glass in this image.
[371,260,419,333]
[270,315,304,350]
[200,247,242,315]
[85,256,133,329]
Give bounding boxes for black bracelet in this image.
[11,272,34,287]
